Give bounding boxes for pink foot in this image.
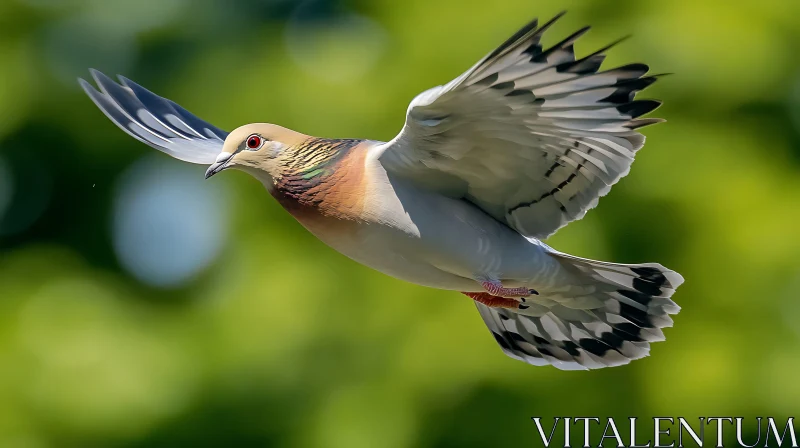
[481,281,536,298]
[462,292,520,309]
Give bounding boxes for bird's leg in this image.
[462,280,539,310]
[462,292,520,309]
[480,280,536,298]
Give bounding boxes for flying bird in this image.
[80,12,683,370]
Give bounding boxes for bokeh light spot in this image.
[112,155,228,288]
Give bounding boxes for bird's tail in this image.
[477,251,683,370]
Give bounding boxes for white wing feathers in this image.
[80,69,227,164]
[377,12,663,239]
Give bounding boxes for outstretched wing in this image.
[376,12,663,239]
[79,69,228,164]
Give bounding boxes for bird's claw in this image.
[463,281,539,310]
[480,281,536,298]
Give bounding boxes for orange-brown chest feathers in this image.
[270,138,371,230]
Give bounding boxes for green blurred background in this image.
[1,0,799,446]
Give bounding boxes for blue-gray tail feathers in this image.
[477,253,683,370]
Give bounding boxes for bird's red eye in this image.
[246,135,262,149]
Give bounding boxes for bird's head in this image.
[205,123,309,181]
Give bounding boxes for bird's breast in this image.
[264,145,543,290]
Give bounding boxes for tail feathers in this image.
[477,253,683,370]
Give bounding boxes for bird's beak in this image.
[205,152,233,179]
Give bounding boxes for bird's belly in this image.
[293,189,549,291]
[301,218,480,290]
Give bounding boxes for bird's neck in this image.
[271,138,369,221]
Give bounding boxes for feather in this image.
[377,12,664,239]
[79,69,227,164]
[478,249,682,370]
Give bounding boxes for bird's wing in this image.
[79,69,228,164]
[375,12,662,239]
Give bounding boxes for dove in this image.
[80,12,683,370]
